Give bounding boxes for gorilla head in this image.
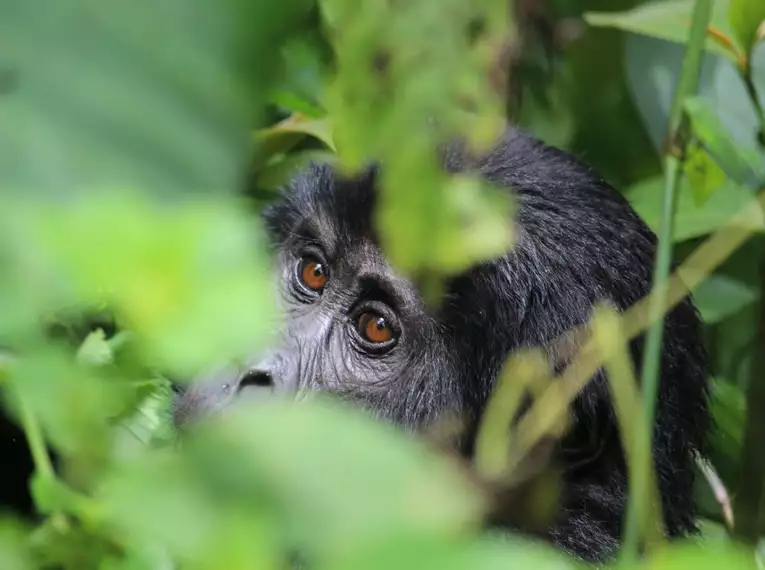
[173,127,710,561]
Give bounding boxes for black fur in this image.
[174,127,710,562]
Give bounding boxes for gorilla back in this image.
[174,127,710,562]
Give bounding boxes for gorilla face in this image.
[174,161,461,430]
[172,127,710,561]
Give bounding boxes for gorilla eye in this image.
[357,311,395,344]
[298,255,329,293]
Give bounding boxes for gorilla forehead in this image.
[262,163,382,264]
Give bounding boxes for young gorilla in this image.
[173,127,710,562]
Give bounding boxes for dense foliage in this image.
[0,0,764,568]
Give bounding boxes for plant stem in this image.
[15,388,55,480]
[627,0,714,562]
[0,356,53,478]
[741,63,765,145]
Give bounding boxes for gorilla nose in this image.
[237,369,274,390]
[234,367,281,404]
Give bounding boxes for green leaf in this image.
[112,379,175,459]
[378,172,516,279]
[184,398,485,558]
[7,347,132,459]
[683,142,727,205]
[627,542,757,570]
[695,518,731,544]
[729,0,765,53]
[626,36,765,166]
[97,452,249,563]
[4,192,277,378]
[684,97,764,188]
[30,474,91,517]
[708,378,746,483]
[693,275,758,324]
[268,30,332,117]
[585,0,741,62]
[28,519,122,569]
[0,0,310,197]
[256,114,336,158]
[256,149,337,191]
[324,0,511,277]
[0,520,33,570]
[318,533,581,570]
[625,175,765,242]
[77,329,115,367]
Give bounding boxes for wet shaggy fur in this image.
[174,126,710,561]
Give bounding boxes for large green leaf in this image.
[684,97,765,188]
[182,399,486,559]
[584,0,740,62]
[317,534,580,570]
[729,0,765,53]
[625,175,765,242]
[682,141,728,205]
[0,521,32,570]
[323,0,513,277]
[0,0,310,198]
[1,192,277,377]
[625,37,765,167]
[624,542,756,570]
[268,28,333,118]
[693,275,758,324]
[708,378,746,476]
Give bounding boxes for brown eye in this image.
[357,311,394,344]
[299,257,328,292]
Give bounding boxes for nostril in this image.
[238,369,274,390]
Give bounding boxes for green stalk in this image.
[15,391,55,480]
[628,0,714,562]
[741,64,765,143]
[0,356,54,479]
[594,307,664,561]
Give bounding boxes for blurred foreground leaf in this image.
[0,192,276,378]
[316,533,581,570]
[0,520,33,570]
[0,0,311,197]
[183,398,486,561]
[729,0,765,53]
[626,542,757,570]
[5,347,131,460]
[323,0,514,277]
[584,1,740,62]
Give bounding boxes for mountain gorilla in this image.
[174,126,710,562]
